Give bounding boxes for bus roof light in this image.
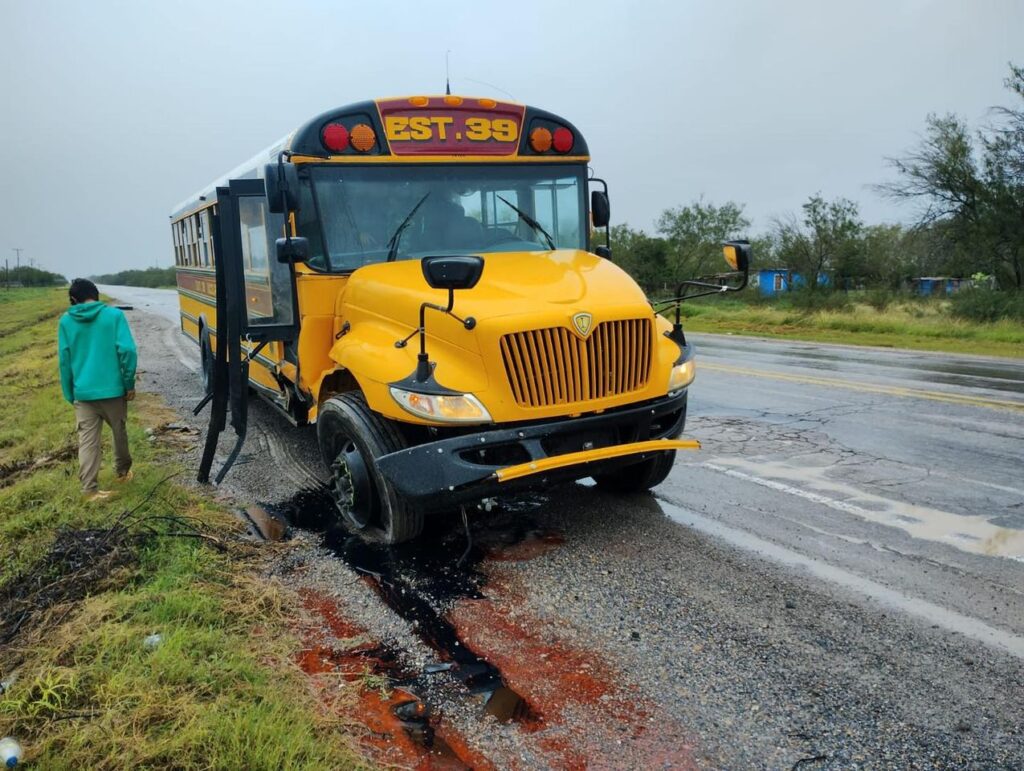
[553,127,574,153]
[322,123,349,152]
[350,124,376,152]
[530,127,553,153]
[409,96,429,106]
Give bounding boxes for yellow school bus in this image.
[171,95,749,543]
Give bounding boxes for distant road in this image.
[97,284,180,325]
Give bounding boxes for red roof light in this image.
[552,127,574,153]
[322,123,350,152]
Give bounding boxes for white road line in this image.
[700,461,1024,562]
[657,497,1024,660]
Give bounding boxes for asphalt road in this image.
[103,285,1024,768]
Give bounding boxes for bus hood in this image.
[340,249,650,331]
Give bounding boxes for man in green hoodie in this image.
[58,278,138,502]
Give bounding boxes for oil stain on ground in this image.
[267,487,560,726]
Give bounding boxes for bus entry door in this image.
[197,178,299,484]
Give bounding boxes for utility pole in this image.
[12,247,22,269]
[4,259,8,290]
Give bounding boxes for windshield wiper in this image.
[497,195,556,250]
[386,193,431,262]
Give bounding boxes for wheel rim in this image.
[329,439,378,530]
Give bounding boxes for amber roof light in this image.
[530,127,553,153]
[350,124,376,152]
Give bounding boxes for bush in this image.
[950,288,1024,323]
[862,289,895,311]
[781,289,852,312]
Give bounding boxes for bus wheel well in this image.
[318,369,360,410]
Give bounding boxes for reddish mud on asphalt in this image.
[451,571,699,770]
[297,589,493,770]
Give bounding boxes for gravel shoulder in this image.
[125,299,1024,769]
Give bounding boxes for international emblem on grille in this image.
[571,312,593,338]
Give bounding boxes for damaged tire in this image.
[592,451,676,493]
[317,392,423,544]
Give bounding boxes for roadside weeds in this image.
[0,288,372,769]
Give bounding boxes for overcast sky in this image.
[1,0,1021,277]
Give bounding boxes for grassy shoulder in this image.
[0,288,370,769]
[672,293,1024,358]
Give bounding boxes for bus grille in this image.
[499,319,653,408]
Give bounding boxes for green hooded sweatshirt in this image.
[58,302,137,403]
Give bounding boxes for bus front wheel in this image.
[592,451,676,494]
[317,392,424,544]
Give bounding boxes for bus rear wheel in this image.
[592,451,676,494]
[317,392,423,544]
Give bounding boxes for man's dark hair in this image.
[69,278,99,304]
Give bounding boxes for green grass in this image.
[0,288,371,769]
[671,294,1024,358]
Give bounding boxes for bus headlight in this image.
[389,387,492,424]
[668,359,696,393]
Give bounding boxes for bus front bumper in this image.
[376,390,692,510]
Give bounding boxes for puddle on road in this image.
[706,457,1024,561]
[268,487,559,727]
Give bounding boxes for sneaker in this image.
[116,470,135,483]
[85,490,115,503]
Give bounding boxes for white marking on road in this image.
[701,460,1024,561]
[657,497,1024,660]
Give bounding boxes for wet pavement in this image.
[105,285,1024,768]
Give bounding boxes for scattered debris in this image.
[0,736,23,768]
[423,662,455,674]
[0,673,16,695]
[146,422,200,448]
[243,505,290,542]
[143,633,163,649]
[792,754,827,769]
[0,443,76,488]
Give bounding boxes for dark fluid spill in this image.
[267,486,553,725]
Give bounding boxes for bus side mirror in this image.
[276,237,310,264]
[722,240,751,273]
[265,162,302,215]
[591,191,610,228]
[422,254,484,290]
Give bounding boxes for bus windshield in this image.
[297,164,587,272]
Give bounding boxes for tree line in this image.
[90,266,177,288]
[3,265,66,287]
[610,64,1024,297]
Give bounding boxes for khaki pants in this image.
[75,396,132,492]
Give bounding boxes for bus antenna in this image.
[445,49,451,95]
